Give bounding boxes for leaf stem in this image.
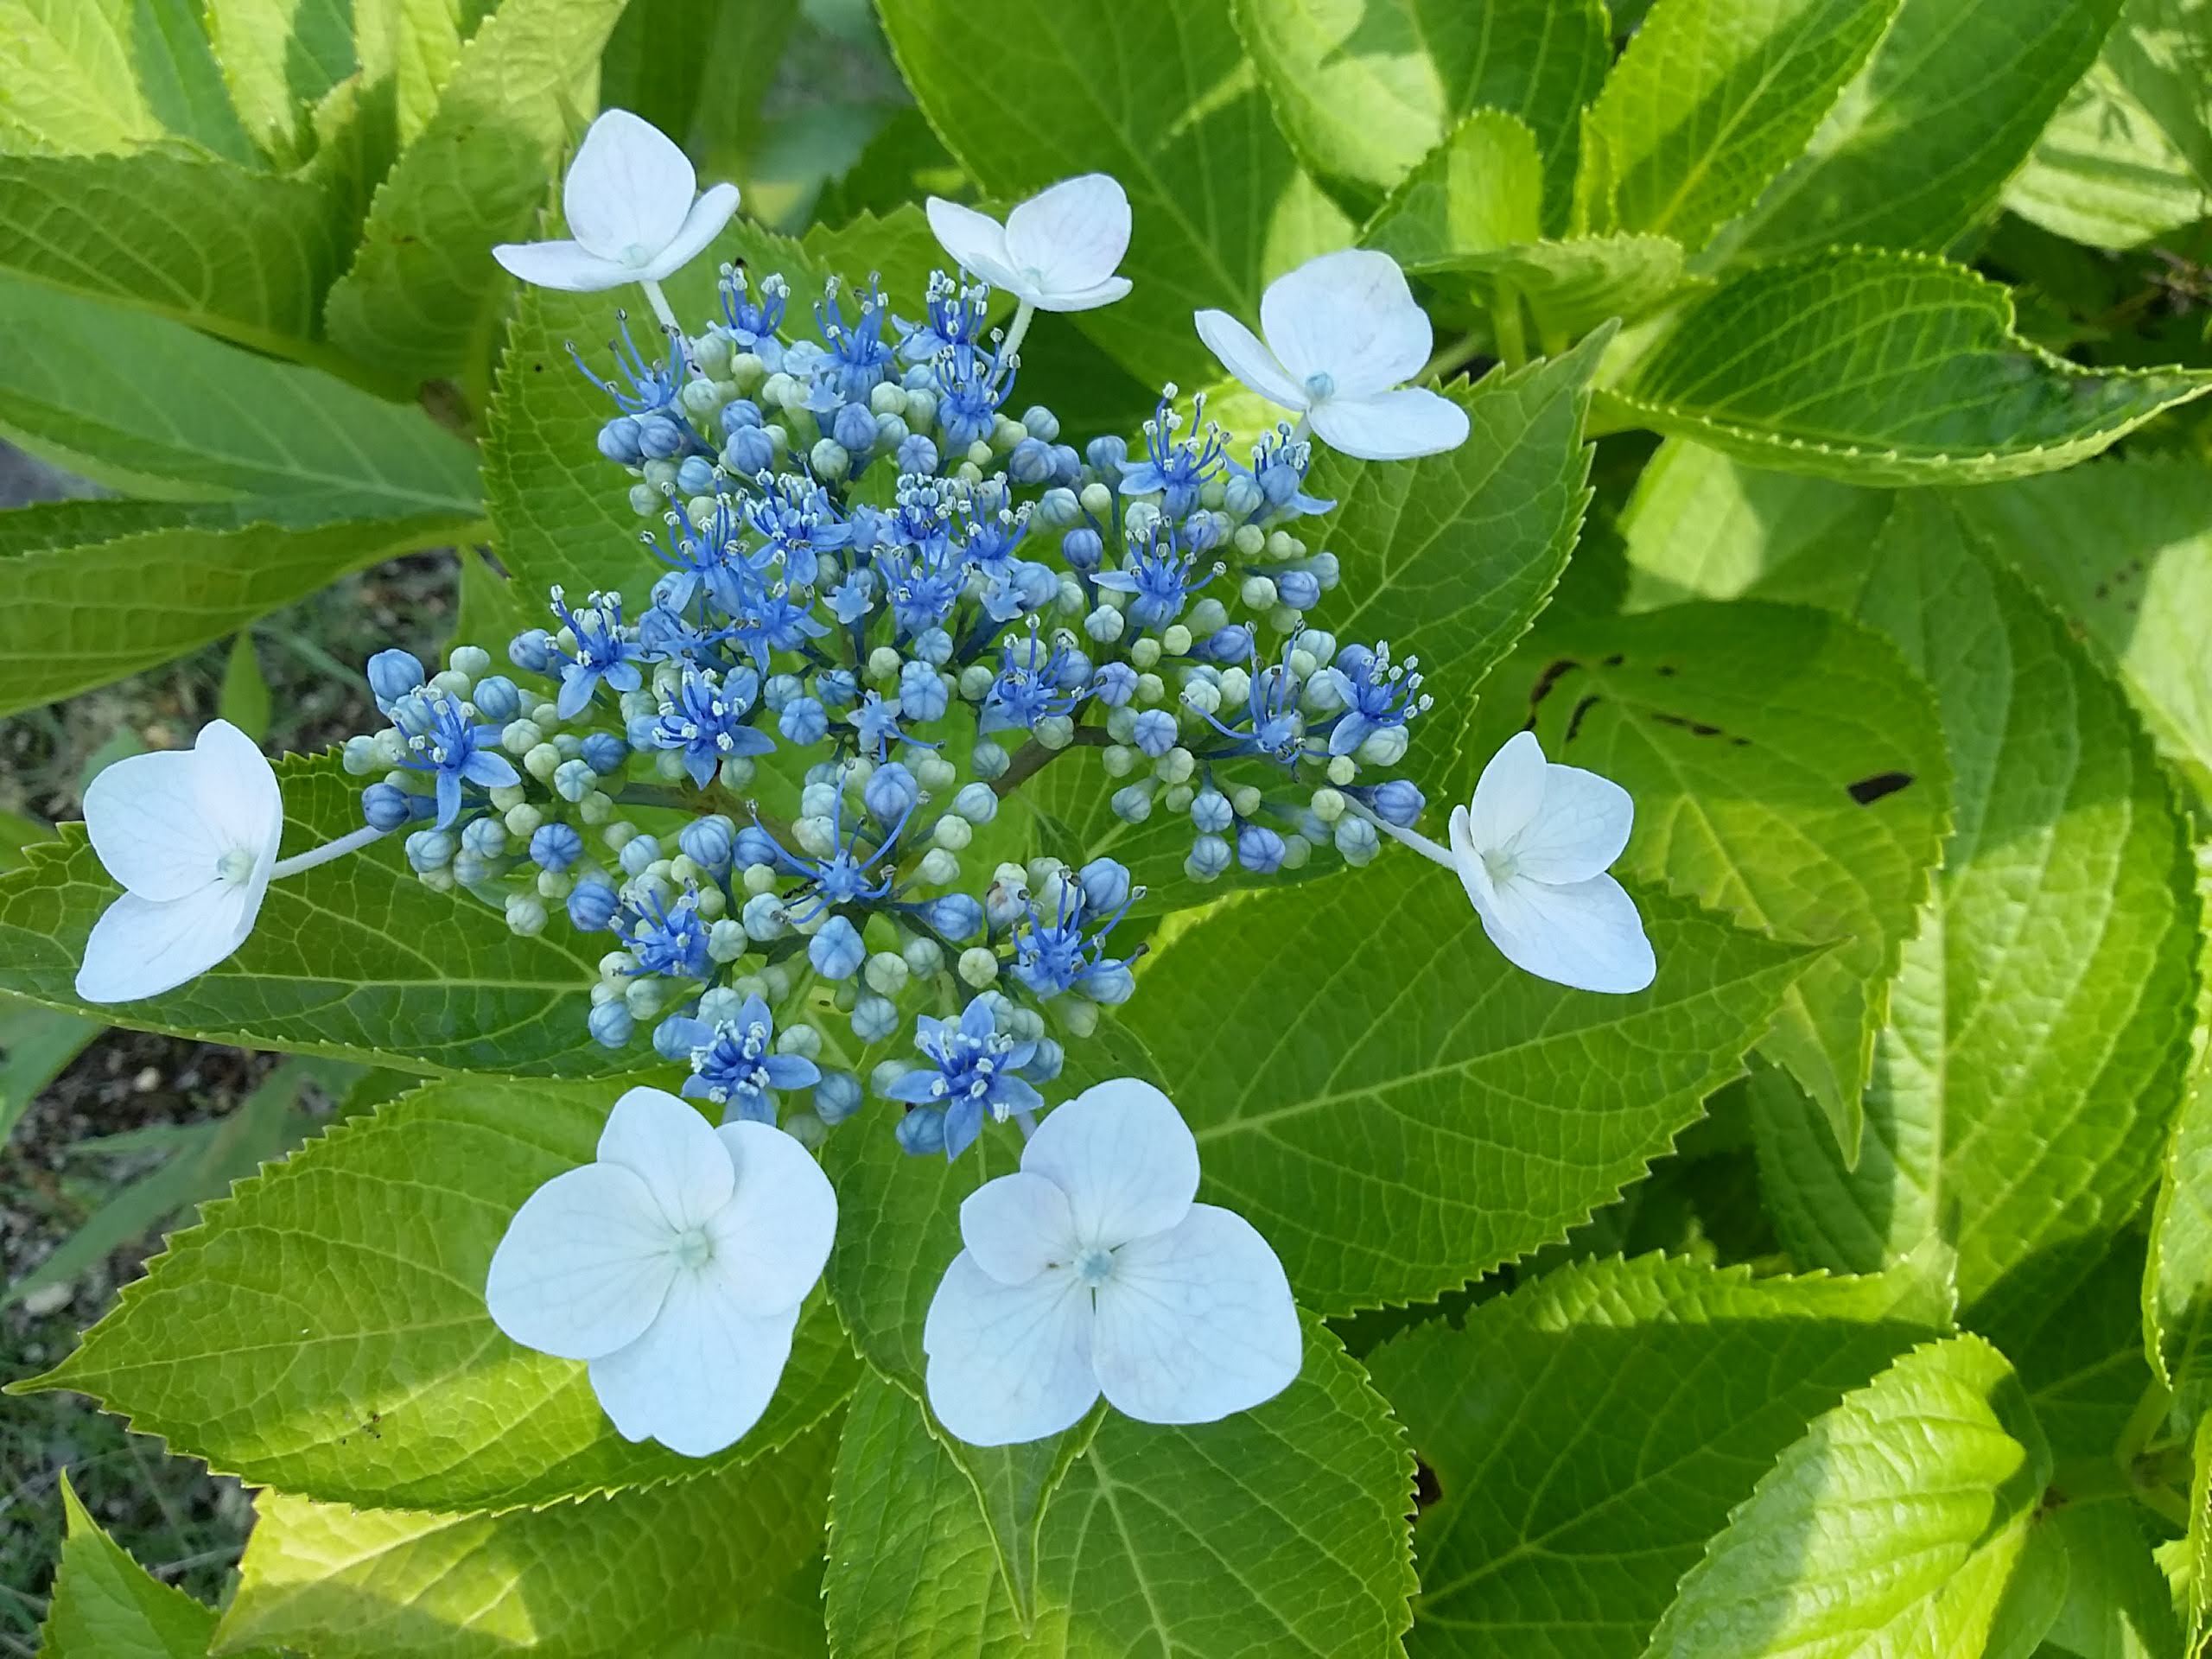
[1491,279,1530,370]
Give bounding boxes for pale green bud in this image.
[957,946,1000,988]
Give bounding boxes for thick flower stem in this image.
[990,726,1113,798]
[1001,299,1037,361]
[638,278,683,340]
[269,823,391,881]
[1353,800,1454,869]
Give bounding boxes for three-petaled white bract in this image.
[923,1078,1302,1446]
[493,108,741,294]
[1449,731,1655,995]
[485,1086,836,1458]
[1196,248,1471,461]
[925,175,1135,313]
[76,719,284,1004]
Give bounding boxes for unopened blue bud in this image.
[1236,823,1287,873]
[462,817,507,858]
[1276,569,1321,609]
[734,825,782,868]
[896,433,939,474]
[637,414,684,460]
[580,732,626,776]
[1020,405,1060,442]
[725,425,774,474]
[1061,526,1103,571]
[865,760,920,821]
[1110,784,1154,823]
[678,815,735,872]
[1187,832,1232,878]
[779,696,829,744]
[1038,486,1080,527]
[1132,709,1177,759]
[366,648,424,711]
[816,1069,862,1125]
[817,666,859,707]
[618,834,661,876]
[510,629,557,674]
[531,822,584,871]
[1084,961,1135,1004]
[361,782,415,831]
[405,829,456,872]
[763,673,802,712]
[1092,662,1138,707]
[1190,788,1233,833]
[899,659,950,721]
[1008,437,1052,484]
[971,740,1010,780]
[554,758,597,803]
[626,713,662,750]
[598,416,645,466]
[1052,646,1093,690]
[1013,561,1058,612]
[1200,624,1253,664]
[652,1015,696,1061]
[474,675,521,721]
[896,1106,946,1156]
[588,1000,635,1048]
[810,914,866,979]
[851,991,899,1042]
[721,398,763,433]
[1022,1037,1065,1082]
[1077,857,1132,912]
[569,876,620,930]
[1085,435,1128,473]
[1048,443,1083,486]
[1370,779,1426,827]
[1224,473,1264,516]
[922,893,983,941]
[1183,512,1223,552]
[676,455,715,496]
[833,401,878,454]
[1333,813,1379,864]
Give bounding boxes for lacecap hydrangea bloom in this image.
[71,120,1652,1454]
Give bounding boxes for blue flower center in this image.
[1305,371,1335,401]
[1073,1245,1116,1287]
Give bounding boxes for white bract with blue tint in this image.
[1376,731,1653,995]
[1195,249,1471,461]
[923,1078,1301,1446]
[76,720,285,1004]
[493,109,740,305]
[485,1086,836,1458]
[925,175,1135,316]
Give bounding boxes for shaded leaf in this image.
[35,1472,222,1658]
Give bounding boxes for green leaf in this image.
[17,1074,857,1510]
[206,0,355,163]
[0,754,627,1077]
[1032,340,1602,902]
[0,278,480,512]
[1363,109,1544,270]
[213,1418,837,1658]
[353,0,491,148]
[1731,501,2196,1346]
[1595,251,2212,485]
[0,512,477,718]
[219,631,271,742]
[0,993,97,1142]
[35,1471,220,1659]
[1642,1333,2052,1659]
[1459,599,1950,1163]
[1942,455,2212,804]
[2145,844,2212,1404]
[880,0,1353,391]
[1573,0,1903,252]
[824,1326,1414,1656]
[0,0,252,161]
[322,0,630,389]
[1372,1255,1942,1659]
[2180,1414,2212,1653]
[1988,1515,2072,1659]
[1072,865,1814,1313]
[1705,0,2125,264]
[2043,1503,2187,1659]
[1446,234,1691,345]
[2004,0,2212,250]
[0,149,363,360]
[2000,1230,2157,1465]
[1235,0,1610,226]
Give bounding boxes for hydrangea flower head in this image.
[486,1087,835,1457]
[924,1078,1301,1445]
[76,721,285,1003]
[1196,249,1470,461]
[493,109,740,294]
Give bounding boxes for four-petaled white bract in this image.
[1452,731,1654,995]
[493,108,741,293]
[923,1077,1301,1446]
[1196,248,1471,461]
[485,1086,836,1458]
[925,176,1135,313]
[76,720,284,1004]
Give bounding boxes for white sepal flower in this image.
[493,108,740,294]
[1194,247,1470,461]
[77,720,284,1004]
[486,1086,836,1459]
[923,1077,1300,1446]
[1449,731,1654,995]
[925,175,1134,313]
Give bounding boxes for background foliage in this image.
[3,0,2212,1654]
